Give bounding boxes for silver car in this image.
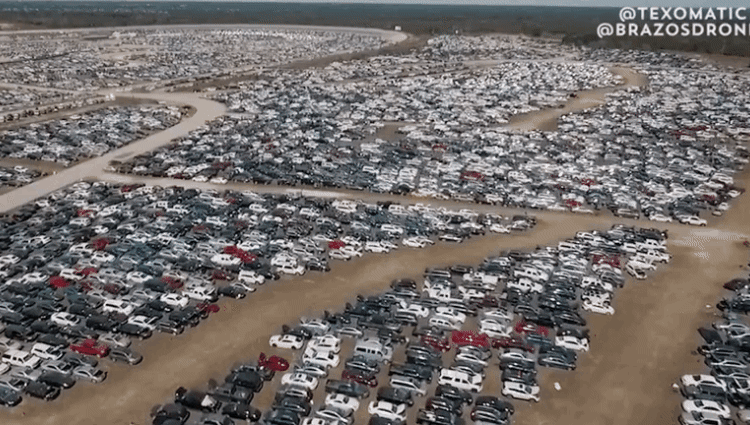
[72,366,107,383]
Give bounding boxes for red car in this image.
[514,320,549,337]
[451,331,490,348]
[70,339,110,358]
[341,369,378,387]
[491,335,534,353]
[258,353,289,371]
[197,303,220,314]
[421,335,451,353]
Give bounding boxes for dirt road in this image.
[0,92,226,214]
[506,66,649,131]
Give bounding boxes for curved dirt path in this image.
[0,92,226,214]
[506,65,648,131]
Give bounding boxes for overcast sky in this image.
[209,0,750,8]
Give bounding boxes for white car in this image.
[555,335,589,352]
[299,318,331,335]
[303,348,340,369]
[582,299,615,315]
[325,393,359,415]
[269,334,305,350]
[481,309,514,323]
[128,315,159,331]
[340,246,363,258]
[30,343,63,361]
[364,242,390,253]
[489,224,511,233]
[679,215,708,226]
[396,303,430,319]
[50,312,81,328]
[649,213,673,223]
[98,333,131,348]
[329,250,352,261]
[428,315,461,331]
[307,335,341,354]
[434,307,466,324]
[281,372,319,390]
[502,381,540,402]
[211,254,241,267]
[480,319,513,338]
[160,293,189,308]
[681,374,727,391]
[368,401,407,422]
[278,264,306,275]
[681,399,731,419]
[238,270,265,285]
[402,237,428,248]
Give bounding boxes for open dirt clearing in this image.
[506,66,648,131]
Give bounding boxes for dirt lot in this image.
[1,212,611,425]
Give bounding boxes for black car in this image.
[37,332,70,347]
[265,409,301,425]
[273,386,313,404]
[369,417,405,425]
[324,379,370,399]
[232,364,275,381]
[62,351,99,368]
[501,367,537,385]
[117,323,153,340]
[389,363,433,381]
[4,324,37,341]
[345,356,381,375]
[156,319,185,335]
[470,406,509,425]
[209,383,254,404]
[416,408,461,425]
[218,286,247,299]
[86,315,119,332]
[221,402,261,422]
[39,372,76,389]
[474,396,515,415]
[377,386,414,407]
[23,381,60,400]
[435,384,473,406]
[0,386,21,407]
[273,395,313,416]
[225,371,263,392]
[426,397,462,415]
[152,403,190,425]
[175,387,222,413]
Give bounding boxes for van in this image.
[2,349,42,369]
[438,369,483,392]
[353,338,393,364]
[30,343,63,361]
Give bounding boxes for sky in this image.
[141,0,750,9]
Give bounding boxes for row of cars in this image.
[0,105,184,166]
[0,181,532,409]
[0,28,389,91]
[152,223,669,425]
[0,165,46,191]
[677,277,750,425]
[115,38,746,222]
